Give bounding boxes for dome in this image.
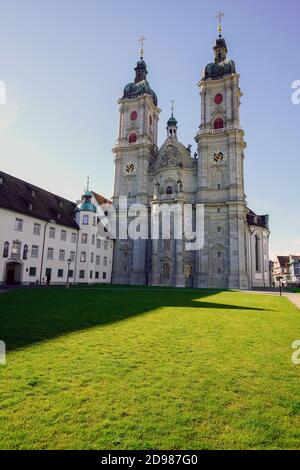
[167,115,177,126]
[123,80,158,106]
[203,59,236,80]
[76,190,97,213]
[122,58,158,106]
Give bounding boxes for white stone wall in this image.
[0,207,113,286]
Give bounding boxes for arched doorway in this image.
[4,262,22,285]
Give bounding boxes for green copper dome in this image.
[203,35,236,80]
[167,115,177,126]
[122,58,158,106]
[204,59,236,80]
[76,190,97,213]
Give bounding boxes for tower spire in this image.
[167,100,178,138]
[215,11,224,37]
[139,36,146,59]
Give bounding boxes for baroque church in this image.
[112,27,270,289]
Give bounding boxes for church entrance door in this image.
[5,262,22,286]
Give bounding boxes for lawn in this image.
[0,287,299,450]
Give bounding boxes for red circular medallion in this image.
[131,111,138,121]
[214,94,223,105]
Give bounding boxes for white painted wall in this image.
[0,207,113,286]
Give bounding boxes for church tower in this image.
[195,21,250,289]
[112,41,160,285]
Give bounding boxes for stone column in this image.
[130,238,147,285]
[175,238,185,288]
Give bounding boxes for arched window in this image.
[3,241,9,258]
[214,118,224,130]
[128,133,137,144]
[166,186,173,195]
[149,115,153,126]
[255,235,260,272]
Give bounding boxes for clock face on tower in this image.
[211,151,227,164]
[125,162,137,175]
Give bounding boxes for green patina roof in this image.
[76,190,97,213]
[167,115,177,126]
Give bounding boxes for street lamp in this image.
[277,276,284,296]
[66,258,72,289]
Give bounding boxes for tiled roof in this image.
[247,209,269,229]
[92,191,112,206]
[0,171,79,229]
[277,256,290,268]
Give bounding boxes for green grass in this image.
[0,288,299,450]
[287,288,300,293]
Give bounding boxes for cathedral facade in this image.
[112,32,270,289]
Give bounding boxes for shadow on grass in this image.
[0,287,269,351]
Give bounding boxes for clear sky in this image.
[0,0,299,258]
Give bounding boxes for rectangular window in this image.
[81,233,88,244]
[103,257,108,267]
[49,227,56,239]
[92,234,95,245]
[79,270,85,279]
[12,240,22,256]
[59,249,65,261]
[33,223,41,236]
[68,270,74,278]
[14,218,23,232]
[102,272,107,280]
[31,245,39,258]
[80,252,86,262]
[71,232,77,244]
[47,248,54,260]
[104,241,108,250]
[90,271,93,279]
[95,272,99,279]
[58,269,64,278]
[93,216,97,226]
[70,251,75,262]
[91,252,94,263]
[96,255,100,266]
[29,267,37,277]
[61,230,67,241]
[97,238,101,249]
[82,215,89,225]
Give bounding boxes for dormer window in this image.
[166,186,173,195]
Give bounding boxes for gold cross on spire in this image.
[139,36,147,58]
[215,11,224,34]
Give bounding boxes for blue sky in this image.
[0,0,299,257]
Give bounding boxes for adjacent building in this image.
[0,171,113,286]
[273,255,300,287]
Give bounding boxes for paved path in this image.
[284,293,300,310]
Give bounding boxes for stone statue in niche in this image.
[177,177,183,193]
